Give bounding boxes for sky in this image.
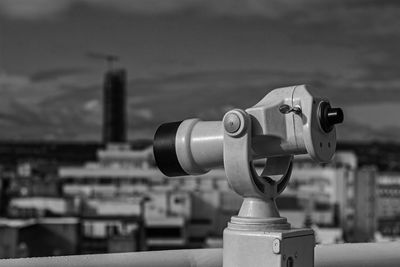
[0,0,399,142]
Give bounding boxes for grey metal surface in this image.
[315,242,400,267]
[0,249,222,267]
[1,242,400,267]
[223,226,314,267]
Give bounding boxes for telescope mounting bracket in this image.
[223,109,293,221]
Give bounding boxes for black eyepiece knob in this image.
[319,102,344,133]
[326,107,344,126]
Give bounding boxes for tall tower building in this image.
[103,69,127,144]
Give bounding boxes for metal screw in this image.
[224,113,241,133]
[272,239,281,254]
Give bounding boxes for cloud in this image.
[0,73,30,88]
[0,0,71,19]
[83,0,317,17]
[132,108,153,121]
[30,68,89,82]
[1,66,400,141]
[0,0,323,19]
[1,0,400,141]
[83,99,100,112]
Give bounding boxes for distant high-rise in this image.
[103,69,127,144]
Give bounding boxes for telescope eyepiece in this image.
[319,101,344,133]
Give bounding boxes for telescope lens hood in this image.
[153,121,188,177]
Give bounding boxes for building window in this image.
[146,227,182,238]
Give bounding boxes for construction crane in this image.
[86,51,120,71]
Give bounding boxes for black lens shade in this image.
[153,121,188,177]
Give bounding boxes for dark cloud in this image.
[0,0,302,19]
[30,68,89,82]
[338,119,400,143]
[345,0,400,8]
[1,0,400,142]
[0,0,368,20]
[0,66,400,141]
[281,0,400,105]
[0,68,333,140]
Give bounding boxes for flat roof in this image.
[59,167,164,179]
[0,218,35,228]
[145,216,185,227]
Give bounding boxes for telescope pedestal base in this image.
[223,218,315,267]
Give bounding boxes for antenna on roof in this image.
[86,52,120,71]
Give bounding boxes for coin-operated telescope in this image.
[153,85,343,267]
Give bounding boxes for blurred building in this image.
[288,151,377,243]
[59,144,157,252]
[345,166,377,242]
[0,218,79,258]
[377,172,400,237]
[142,187,190,250]
[59,144,160,198]
[290,152,356,228]
[2,161,60,209]
[80,198,143,254]
[8,197,71,218]
[378,173,400,218]
[103,69,127,144]
[0,139,383,256]
[277,192,333,228]
[144,217,186,250]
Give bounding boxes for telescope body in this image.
[154,85,343,177]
